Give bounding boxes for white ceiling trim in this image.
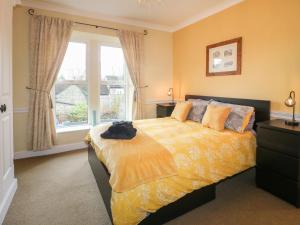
[171,0,244,32]
[20,0,174,32]
[12,0,22,7]
[19,0,243,32]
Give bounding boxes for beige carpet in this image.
[4,149,300,225]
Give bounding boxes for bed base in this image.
[88,145,113,221]
[88,144,216,225]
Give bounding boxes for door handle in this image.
[0,104,6,113]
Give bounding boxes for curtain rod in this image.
[27,8,148,35]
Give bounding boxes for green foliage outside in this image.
[67,103,88,122]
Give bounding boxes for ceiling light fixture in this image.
[137,0,162,5]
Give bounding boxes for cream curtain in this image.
[118,30,144,120]
[27,15,73,151]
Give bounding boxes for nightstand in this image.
[256,119,300,207]
[156,103,175,118]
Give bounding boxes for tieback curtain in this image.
[117,30,144,120]
[27,15,73,151]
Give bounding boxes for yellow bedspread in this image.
[88,124,177,192]
[88,117,256,225]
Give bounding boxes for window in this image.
[53,32,133,132]
[54,42,88,129]
[99,46,132,122]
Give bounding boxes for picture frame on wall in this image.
[206,37,242,76]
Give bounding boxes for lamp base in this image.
[285,120,299,126]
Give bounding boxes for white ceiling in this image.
[20,0,243,31]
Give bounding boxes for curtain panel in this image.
[27,15,73,151]
[118,30,144,120]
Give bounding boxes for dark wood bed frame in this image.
[88,95,271,225]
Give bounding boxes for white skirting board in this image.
[14,142,88,160]
[0,179,17,224]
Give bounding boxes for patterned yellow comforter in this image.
[89,117,256,225]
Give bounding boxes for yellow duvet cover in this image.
[88,117,256,225]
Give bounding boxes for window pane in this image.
[100,46,127,122]
[101,46,125,81]
[55,83,88,128]
[55,41,88,129]
[57,42,86,81]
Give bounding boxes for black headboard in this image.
[185,95,271,129]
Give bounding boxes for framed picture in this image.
[206,37,242,76]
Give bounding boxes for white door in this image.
[0,0,17,223]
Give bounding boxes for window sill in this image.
[56,125,91,134]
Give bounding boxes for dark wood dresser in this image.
[156,103,175,118]
[256,119,300,207]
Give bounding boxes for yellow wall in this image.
[173,0,300,113]
[14,0,300,152]
[13,6,173,152]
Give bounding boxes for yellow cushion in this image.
[202,105,231,131]
[171,102,193,122]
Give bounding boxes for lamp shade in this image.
[285,91,296,107]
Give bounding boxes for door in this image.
[0,0,16,223]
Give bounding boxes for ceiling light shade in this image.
[137,0,162,5]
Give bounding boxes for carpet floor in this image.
[3,149,300,225]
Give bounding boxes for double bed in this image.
[87,95,270,225]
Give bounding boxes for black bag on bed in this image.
[100,121,137,140]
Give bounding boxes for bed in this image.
[87,95,270,225]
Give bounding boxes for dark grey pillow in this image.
[187,99,209,122]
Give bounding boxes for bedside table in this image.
[256,119,300,207]
[156,103,175,118]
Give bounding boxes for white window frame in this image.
[54,39,91,133]
[53,32,132,133]
[98,42,132,122]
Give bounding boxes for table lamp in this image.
[284,91,299,126]
[168,88,174,104]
